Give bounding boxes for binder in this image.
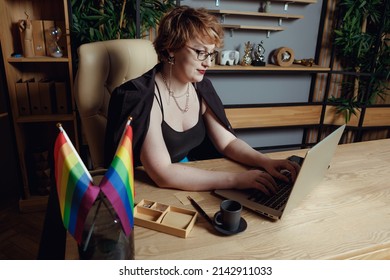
[31,20,46,56]
[54,82,69,114]
[27,80,42,115]
[15,80,31,116]
[39,79,54,114]
[42,20,55,56]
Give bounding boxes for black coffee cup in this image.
[213,200,242,232]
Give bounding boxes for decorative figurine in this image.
[252,41,266,66]
[264,1,271,13]
[258,1,265,12]
[259,1,271,13]
[241,41,253,66]
[293,58,314,67]
[219,50,240,65]
[18,12,34,57]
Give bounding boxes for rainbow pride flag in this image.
[54,120,135,243]
[100,120,135,236]
[54,125,100,243]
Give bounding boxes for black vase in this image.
[78,195,134,259]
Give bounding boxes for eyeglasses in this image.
[188,46,217,62]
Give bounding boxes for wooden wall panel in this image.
[225,105,322,129]
[363,108,390,127]
[323,105,359,126]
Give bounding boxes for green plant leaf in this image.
[71,0,175,45]
[332,0,389,111]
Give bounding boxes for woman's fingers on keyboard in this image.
[255,171,278,195]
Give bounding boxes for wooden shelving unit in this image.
[198,0,332,147]
[188,1,388,148]
[207,1,314,36]
[209,64,330,73]
[0,0,79,212]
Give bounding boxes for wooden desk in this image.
[67,139,390,260]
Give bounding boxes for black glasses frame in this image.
[188,46,217,62]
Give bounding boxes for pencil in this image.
[187,196,214,225]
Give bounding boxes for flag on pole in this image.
[54,118,135,243]
[100,118,135,236]
[54,124,100,243]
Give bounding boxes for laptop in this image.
[214,124,346,220]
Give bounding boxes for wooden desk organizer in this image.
[134,199,197,238]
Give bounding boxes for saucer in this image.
[213,218,247,236]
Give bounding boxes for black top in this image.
[154,82,206,162]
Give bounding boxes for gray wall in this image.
[184,0,324,149]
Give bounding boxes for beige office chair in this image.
[74,39,158,170]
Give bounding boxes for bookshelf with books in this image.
[0,0,79,211]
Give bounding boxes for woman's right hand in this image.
[234,169,278,196]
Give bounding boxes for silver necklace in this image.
[161,72,190,113]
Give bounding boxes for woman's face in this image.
[170,39,216,84]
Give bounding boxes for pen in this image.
[187,196,214,226]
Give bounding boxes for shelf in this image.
[272,0,317,3]
[209,1,315,36]
[222,24,284,37]
[208,64,330,73]
[222,24,284,31]
[7,56,69,63]
[213,0,317,5]
[16,114,75,123]
[209,9,304,20]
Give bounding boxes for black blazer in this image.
[104,63,235,167]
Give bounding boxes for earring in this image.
[168,61,173,104]
[168,56,175,65]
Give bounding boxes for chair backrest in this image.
[74,39,158,169]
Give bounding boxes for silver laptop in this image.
[215,124,346,220]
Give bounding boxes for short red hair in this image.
[154,5,224,62]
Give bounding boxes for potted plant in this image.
[330,0,389,123]
[70,0,175,48]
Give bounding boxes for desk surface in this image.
[67,139,390,260]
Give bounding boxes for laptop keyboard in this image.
[247,179,293,210]
[246,156,302,211]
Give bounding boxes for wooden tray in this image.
[134,199,197,238]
